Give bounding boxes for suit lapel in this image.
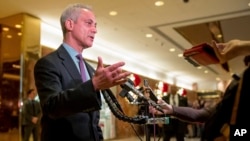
[57,46,82,83]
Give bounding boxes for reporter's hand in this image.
[211,39,244,63]
[92,56,131,90]
[149,99,174,115]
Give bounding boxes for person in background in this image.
[34,3,130,141]
[22,89,41,141]
[161,85,188,141]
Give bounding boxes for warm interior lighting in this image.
[145,33,153,38]
[155,1,164,6]
[109,11,118,16]
[12,64,20,69]
[6,35,12,38]
[216,77,221,81]
[197,66,202,69]
[169,48,175,52]
[178,54,183,57]
[216,34,222,38]
[2,73,20,80]
[15,24,22,28]
[2,27,9,31]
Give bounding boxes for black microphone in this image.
[119,79,136,103]
[143,79,158,102]
[120,79,147,101]
[121,79,164,113]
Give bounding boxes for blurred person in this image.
[161,85,188,141]
[34,3,130,141]
[150,39,250,141]
[22,89,41,141]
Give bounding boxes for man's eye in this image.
[85,21,92,26]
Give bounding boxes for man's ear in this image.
[65,19,74,31]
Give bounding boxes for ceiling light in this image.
[15,24,22,28]
[204,70,209,73]
[145,33,153,38]
[6,35,12,38]
[169,48,175,52]
[178,54,183,57]
[216,77,221,81]
[17,32,22,36]
[197,66,202,69]
[217,34,222,38]
[2,27,9,31]
[109,11,118,16]
[155,1,164,6]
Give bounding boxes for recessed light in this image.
[197,66,202,69]
[15,24,22,28]
[155,1,164,6]
[216,77,221,81]
[145,34,153,38]
[109,11,118,16]
[169,48,175,52]
[178,54,183,57]
[6,35,12,38]
[2,27,9,31]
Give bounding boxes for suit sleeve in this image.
[34,57,101,119]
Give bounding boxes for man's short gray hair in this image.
[60,3,92,35]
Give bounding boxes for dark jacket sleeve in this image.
[172,105,215,123]
[34,54,101,119]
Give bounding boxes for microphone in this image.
[120,79,164,113]
[120,79,147,101]
[119,79,136,103]
[143,79,158,102]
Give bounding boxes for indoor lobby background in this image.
[0,13,225,141]
[1,1,249,141]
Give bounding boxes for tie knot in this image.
[76,54,83,60]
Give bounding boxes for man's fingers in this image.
[107,62,125,72]
[96,57,103,70]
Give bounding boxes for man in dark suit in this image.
[34,3,130,141]
[22,89,41,141]
[161,85,188,141]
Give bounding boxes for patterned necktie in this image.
[76,54,87,82]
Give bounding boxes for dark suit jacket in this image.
[22,99,41,126]
[34,45,103,141]
[162,94,188,134]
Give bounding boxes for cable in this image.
[101,89,148,124]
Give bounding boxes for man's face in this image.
[170,86,178,94]
[71,8,97,48]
